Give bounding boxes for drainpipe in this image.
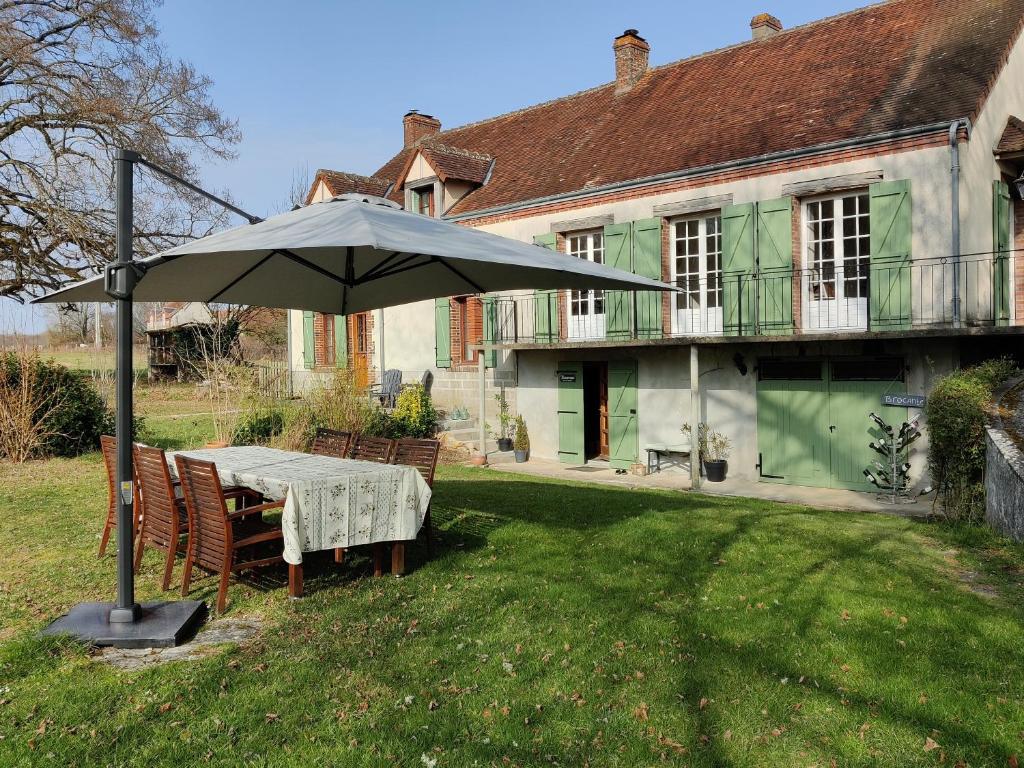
[949,118,971,326]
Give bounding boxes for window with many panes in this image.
[568,231,604,317]
[805,193,870,301]
[671,213,722,333]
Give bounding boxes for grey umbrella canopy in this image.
[35,194,674,312]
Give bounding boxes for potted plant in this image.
[513,415,530,463]
[494,393,513,452]
[702,429,731,482]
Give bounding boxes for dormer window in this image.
[413,185,435,217]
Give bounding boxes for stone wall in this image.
[985,379,1024,541]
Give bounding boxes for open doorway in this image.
[582,361,609,461]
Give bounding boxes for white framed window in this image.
[803,191,870,331]
[670,213,723,335]
[566,230,605,339]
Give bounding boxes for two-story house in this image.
[288,0,1024,492]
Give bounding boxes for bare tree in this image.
[46,301,92,344]
[0,0,242,300]
[276,162,311,214]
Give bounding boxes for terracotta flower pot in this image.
[469,453,488,466]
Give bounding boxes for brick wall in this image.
[791,197,803,333]
[449,296,484,371]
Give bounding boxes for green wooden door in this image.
[722,203,755,335]
[757,371,829,487]
[334,314,348,368]
[604,223,632,340]
[557,361,584,464]
[828,378,906,491]
[608,360,639,470]
[993,179,1012,326]
[757,362,907,490]
[756,197,793,335]
[869,180,912,330]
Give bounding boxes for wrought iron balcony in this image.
[481,253,1017,346]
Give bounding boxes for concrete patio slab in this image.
[487,457,936,517]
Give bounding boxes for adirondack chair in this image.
[370,368,402,408]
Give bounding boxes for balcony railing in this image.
[482,253,1016,346]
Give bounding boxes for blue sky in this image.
[3,0,861,334]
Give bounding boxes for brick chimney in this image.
[613,29,649,94]
[750,13,783,40]
[403,110,441,148]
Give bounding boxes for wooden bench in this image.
[644,441,692,473]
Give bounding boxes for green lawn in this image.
[1,417,1023,766]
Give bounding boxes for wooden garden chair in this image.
[350,435,396,464]
[98,435,140,557]
[133,445,264,590]
[371,438,441,575]
[311,428,352,459]
[132,444,189,590]
[392,438,440,555]
[174,455,289,614]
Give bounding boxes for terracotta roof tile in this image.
[996,115,1024,154]
[369,0,1024,216]
[308,169,391,204]
[418,143,493,184]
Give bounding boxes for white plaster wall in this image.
[959,30,1024,320]
[404,153,433,183]
[516,339,956,485]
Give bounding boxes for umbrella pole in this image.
[109,150,140,623]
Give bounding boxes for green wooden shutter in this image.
[632,218,663,339]
[604,222,632,339]
[334,314,348,368]
[869,180,912,330]
[608,360,639,470]
[755,197,793,335]
[434,298,451,368]
[482,296,498,368]
[557,361,584,464]
[721,203,756,335]
[533,233,559,342]
[302,311,315,369]
[993,179,1012,326]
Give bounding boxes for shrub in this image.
[233,396,286,445]
[926,357,1018,522]
[0,351,115,461]
[391,384,438,438]
[513,415,529,452]
[277,370,378,451]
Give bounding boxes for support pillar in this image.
[477,351,487,462]
[690,344,700,490]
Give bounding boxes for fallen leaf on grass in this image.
[699,698,709,710]
[265,713,280,723]
[924,737,940,752]
[633,703,649,722]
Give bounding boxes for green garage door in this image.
[757,359,907,491]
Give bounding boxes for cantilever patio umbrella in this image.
[35,151,674,648]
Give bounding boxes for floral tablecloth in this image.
[166,446,431,565]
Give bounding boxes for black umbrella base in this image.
[41,600,207,649]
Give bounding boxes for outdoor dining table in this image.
[164,445,432,597]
